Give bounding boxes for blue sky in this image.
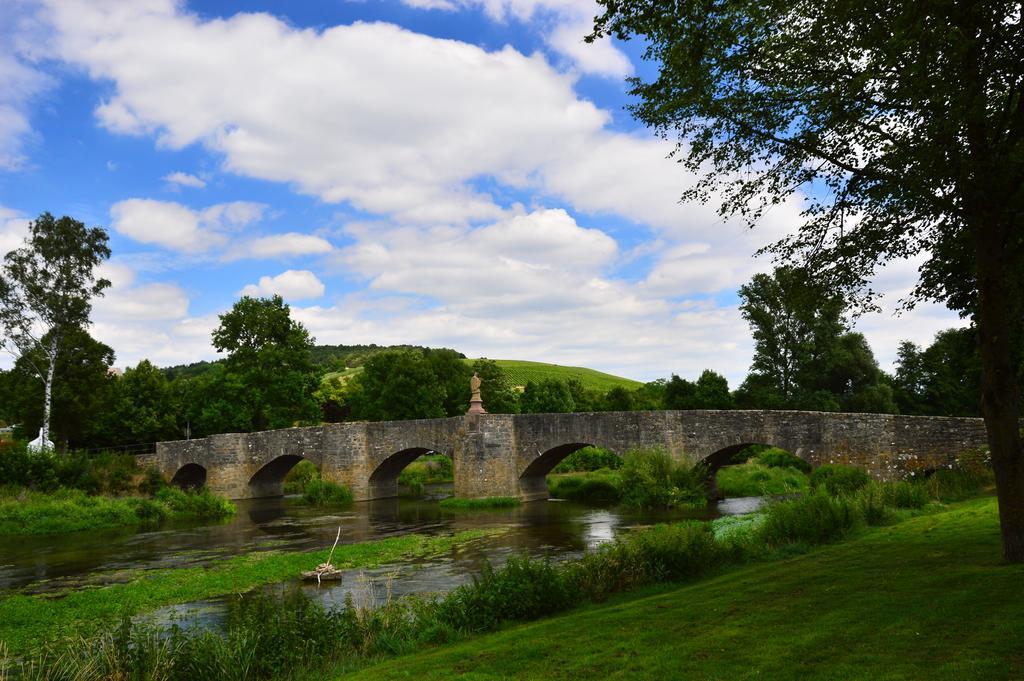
[0,0,962,383]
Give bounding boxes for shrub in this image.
[552,447,622,473]
[283,459,319,494]
[438,556,578,631]
[619,448,706,509]
[756,490,861,547]
[546,471,621,503]
[155,486,236,520]
[138,467,167,496]
[302,480,354,507]
[754,448,811,473]
[729,444,770,464]
[132,497,167,525]
[925,462,994,501]
[810,464,870,495]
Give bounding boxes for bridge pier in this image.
[150,411,992,502]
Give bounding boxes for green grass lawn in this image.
[340,497,1024,680]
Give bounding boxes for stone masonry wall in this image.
[153,410,991,501]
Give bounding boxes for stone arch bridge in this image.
[140,410,989,502]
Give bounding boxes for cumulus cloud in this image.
[163,171,206,188]
[401,0,633,78]
[241,269,326,300]
[0,3,53,170]
[225,233,334,261]
[109,198,265,252]
[42,0,611,225]
[0,206,30,256]
[25,1,963,380]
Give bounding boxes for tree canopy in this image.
[209,295,320,431]
[592,0,1024,560]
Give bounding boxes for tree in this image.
[471,358,520,414]
[211,295,320,431]
[591,2,1024,559]
[5,328,114,448]
[736,269,894,412]
[663,374,697,410]
[738,266,847,407]
[347,350,446,421]
[520,379,575,414]
[895,328,985,417]
[0,213,110,448]
[693,370,734,410]
[102,360,181,445]
[423,348,472,416]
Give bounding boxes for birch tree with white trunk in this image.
[0,213,110,451]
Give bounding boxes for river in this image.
[0,484,764,631]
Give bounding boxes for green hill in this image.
[322,358,642,393]
[465,359,642,392]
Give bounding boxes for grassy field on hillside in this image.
[341,497,1024,681]
[322,359,642,393]
[466,359,642,391]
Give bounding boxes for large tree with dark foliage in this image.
[210,295,319,431]
[737,267,894,412]
[592,1,1024,560]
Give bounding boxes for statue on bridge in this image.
[467,372,487,415]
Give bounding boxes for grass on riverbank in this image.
[0,486,235,535]
[398,455,454,495]
[0,528,504,655]
[342,496,1021,681]
[716,462,810,496]
[438,496,520,510]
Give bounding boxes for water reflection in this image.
[0,484,765,596]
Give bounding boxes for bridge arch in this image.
[248,454,310,498]
[699,442,812,499]
[170,463,207,490]
[369,447,447,499]
[519,442,623,501]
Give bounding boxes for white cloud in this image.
[164,171,206,188]
[400,0,632,78]
[0,206,30,256]
[0,3,53,170]
[43,1,611,225]
[28,1,965,381]
[109,198,265,252]
[225,233,334,261]
[241,269,326,300]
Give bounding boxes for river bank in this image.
[2,475,999,680]
[0,528,503,655]
[341,496,1020,681]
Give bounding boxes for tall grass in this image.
[0,486,235,535]
[546,470,621,503]
[438,496,520,511]
[302,480,354,507]
[716,463,809,497]
[619,448,706,509]
[810,464,870,495]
